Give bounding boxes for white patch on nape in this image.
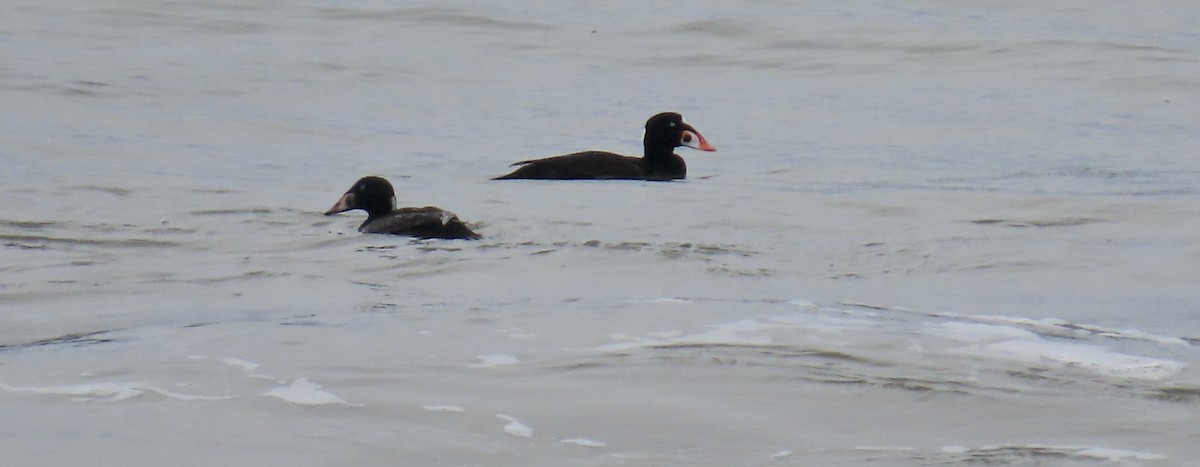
[389,195,397,210]
[439,211,454,225]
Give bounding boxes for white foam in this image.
[936,322,1041,342]
[855,445,916,452]
[560,438,606,448]
[946,313,1190,347]
[1075,446,1167,461]
[469,354,519,368]
[1113,329,1190,346]
[788,299,817,308]
[594,340,644,352]
[248,374,286,384]
[498,328,538,339]
[980,339,1183,380]
[0,381,232,402]
[769,449,795,458]
[596,319,774,352]
[935,321,1185,380]
[681,328,774,346]
[422,405,465,412]
[262,378,357,406]
[626,296,690,304]
[764,311,878,331]
[497,414,533,437]
[223,357,260,371]
[941,445,1166,462]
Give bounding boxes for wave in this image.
[565,300,1199,401]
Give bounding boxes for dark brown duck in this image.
[324,176,480,240]
[493,112,716,181]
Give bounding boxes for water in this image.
[3,1,1199,465]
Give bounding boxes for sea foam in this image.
[262,378,358,406]
[0,381,232,402]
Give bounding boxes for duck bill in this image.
[324,192,354,215]
[681,129,717,152]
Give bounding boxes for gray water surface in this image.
[3,1,1199,465]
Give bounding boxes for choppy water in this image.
[3,1,1199,465]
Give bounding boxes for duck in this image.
[493,112,716,181]
[324,176,480,240]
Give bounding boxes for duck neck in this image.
[644,142,679,162]
[363,196,396,220]
[642,142,685,178]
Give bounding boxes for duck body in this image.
[325,176,480,240]
[493,112,714,181]
[355,206,480,239]
[494,150,685,181]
